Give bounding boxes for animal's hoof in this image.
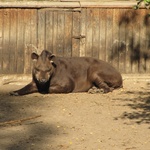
[9,91,19,96]
[88,87,104,94]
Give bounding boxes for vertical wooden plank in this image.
[64,11,72,57]
[124,10,133,73]
[9,9,17,73]
[131,9,140,73]
[53,11,58,55]
[72,11,80,57]
[24,9,30,74]
[85,9,93,57]
[17,9,25,73]
[145,10,150,73]
[139,9,146,73]
[30,9,38,73]
[118,9,126,73]
[99,9,106,61]
[0,9,3,73]
[3,9,10,74]
[80,8,86,57]
[112,9,119,70]
[57,11,65,56]
[38,10,45,52]
[45,11,53,52]
[106,9,113,63]
[24,9,32,74]
[92,8,100,58]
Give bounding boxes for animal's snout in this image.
[40,78,47,83]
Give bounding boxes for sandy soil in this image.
[0,75,150,150]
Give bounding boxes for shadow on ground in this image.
[114,83,150,126]
[0,92,60,150]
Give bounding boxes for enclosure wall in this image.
[0,2,149,74]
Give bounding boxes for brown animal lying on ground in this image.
[10,50,123,96]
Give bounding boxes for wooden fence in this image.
[0,2,149,74]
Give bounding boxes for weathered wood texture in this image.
[0,6,149,74]
[36,9,79,57]
[0,9,37,74]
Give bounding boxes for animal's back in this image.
[51,56,122,92]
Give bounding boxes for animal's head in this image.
[31,50,56,83]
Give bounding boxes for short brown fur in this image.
[10,50,123,96]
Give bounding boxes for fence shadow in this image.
[120,91,150,124]
[110,10,150,72]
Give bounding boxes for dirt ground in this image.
[0,74,150,150]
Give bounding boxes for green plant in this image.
[134,0,150,9]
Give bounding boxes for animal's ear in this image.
[49,54,56,67]
[31,52,39,61]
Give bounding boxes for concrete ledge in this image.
[0,1,138,9]
[0,74,31,85]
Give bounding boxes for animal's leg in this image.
[10,82,38,96]
[93,76,114,93]
[49,84,74,93]
[49,78,75,94]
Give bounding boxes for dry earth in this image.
[0,75,150,150]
